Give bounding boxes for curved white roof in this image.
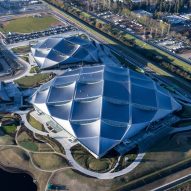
[31,65,181,157]
[31,36,100,69]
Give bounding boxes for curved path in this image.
[20,112,145,179]
[54,137,145,180]
[0,41,31,82]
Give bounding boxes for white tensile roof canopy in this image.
[31,64,181,158]
[31,36,100,69]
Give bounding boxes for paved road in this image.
[152,174,191,191]
[56,136,145,180]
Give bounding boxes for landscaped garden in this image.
[15,73,55,88]
[71,144,119,173]
[27,114,45,132]
[17,130,53,152]
[12,45,31,54]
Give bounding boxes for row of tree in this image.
[69,0,191,14]
[45,0,191,82]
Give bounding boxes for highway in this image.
[152,174,191,191]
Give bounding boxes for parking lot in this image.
[4,25,77,44]
[94,10,145,35]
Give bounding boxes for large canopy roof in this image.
[31,65,181,157]
[31,36,100,69]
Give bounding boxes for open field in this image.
[0,135,15,145]
[31,153,68,171]
[0,15,61,33]
[15,73,54,88]
[50,168,111,191]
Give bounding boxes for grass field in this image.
[30,66,40,73]
[1,125,17,134]
[31,153,68,170]
[12,45,31,54]
[35,134,65,154]
[17,131,54,152]
[0,15,60,33]
[15,73,54,88]
[0,135,15,145]
[27,115,45,131]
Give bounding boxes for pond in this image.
[0,168,37,191]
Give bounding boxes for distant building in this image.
[133,10,153,18]
[0,82,33,112]
[131,0,146,3]
[0,0,31,8]
[165,15,188,25]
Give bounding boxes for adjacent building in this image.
[0,82,33,112]
[31,36,100,70]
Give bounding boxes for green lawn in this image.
[27,115,45,131]
[15,73,54,88]
[30,66,40,73]
[20,141,38,151]
[1,125,17,134]
[12,45,31,54]
[31,153,68,170]
[21,56,29,62]
[17,131,54,152]
[0,15,60,33]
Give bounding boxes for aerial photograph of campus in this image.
[1,0,191,191]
